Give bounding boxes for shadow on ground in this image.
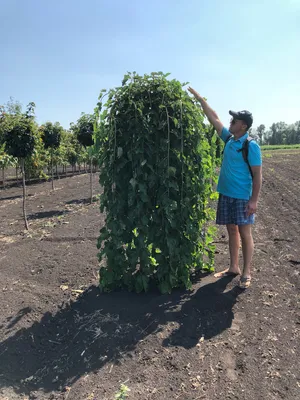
[28,210,71,220]
[6,307,32,330]
[0,275,242,396]
[41,236,98,242]
[0,194,23,201]
[65,198,90,206]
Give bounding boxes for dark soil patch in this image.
[0,152,299,400]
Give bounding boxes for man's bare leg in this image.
[238,224,254,281]
[214,224,242,277]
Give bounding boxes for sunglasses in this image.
[230,118,249,130]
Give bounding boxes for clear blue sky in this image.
[1,0,299,130]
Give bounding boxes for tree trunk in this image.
[51,150,54,190]
[1,167,5,189]
[21,159,29,230]
[16,165,19,183]
[90,158,93,203]
[56,163,58,179]
[26,166,30,184]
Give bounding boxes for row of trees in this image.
[0,98,98,229]
[0,99,98,185]
[254,121,300,145]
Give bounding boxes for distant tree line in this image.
[251,121,300,145]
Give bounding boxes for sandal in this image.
[239,276,251,289]
[214,268,241,278]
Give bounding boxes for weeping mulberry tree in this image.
[96,72,217,294]
[4,102,36,230]
[41,122,62,190]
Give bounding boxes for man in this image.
[188,87,262,289]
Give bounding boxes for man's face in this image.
[229,118,247,134]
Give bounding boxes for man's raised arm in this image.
[188,87,223,135]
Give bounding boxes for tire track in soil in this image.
[263,168,300,215]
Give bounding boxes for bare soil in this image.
[0,151,299,400]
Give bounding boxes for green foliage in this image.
[41,121,63,149]
[5,122,35,158]
[56,129,71,162]
[256,124,265,145]
[0,149,16,169]
[0,99,47,180]
[71,113,95,148]
[3,97,23,116]
[96,72,217,294]
[0,100,21,143]
[65,131,83,166]
[67,151,78,166]
[205,125,223,167]
[4,103,36,159]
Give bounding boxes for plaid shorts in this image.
[216,194,255,225]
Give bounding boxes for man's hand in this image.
[245,200,258,217]
[188,87,202,101]
[187,86,223,135]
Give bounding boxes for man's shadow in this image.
[163,275,243,348]
[0,275,242,396]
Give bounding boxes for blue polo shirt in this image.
[217,127,262,200]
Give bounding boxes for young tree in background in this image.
[71,113,95,203]
[41,122,63,190]
[3,102,36,229]
[256,124,265,145]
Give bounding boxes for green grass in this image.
[261,144,300,151]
